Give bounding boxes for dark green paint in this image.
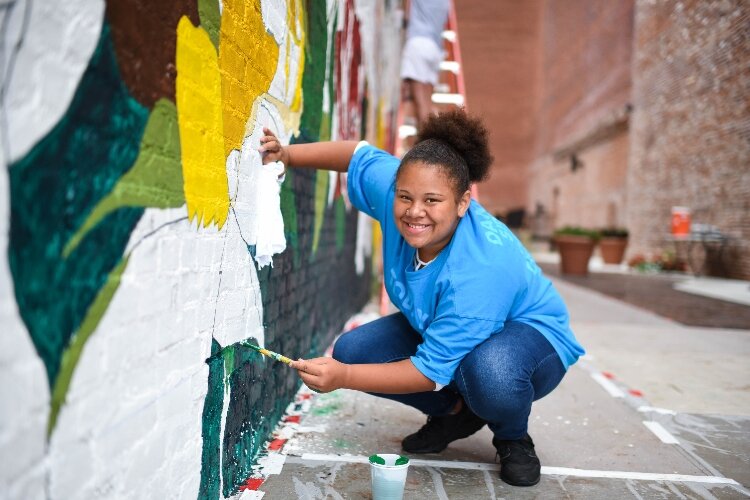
[298,0,328,141]
[64,98,184,257]
[8,23,147,391]
[198,339,224,500]
[280,171,299,268]
[311,170,329,257]
[221,340,276,497]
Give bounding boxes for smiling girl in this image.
[259,109,584,487]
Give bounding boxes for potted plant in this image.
[554,227,600,276]
[598,227,629,265]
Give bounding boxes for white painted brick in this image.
[0,357,49,417]
[155,339,205,383]
[196,237,215,270]
[0,412,47,488]
[222,288,248,320]
[197,299,217,334]
[138,275,172,318]
[124,427,168,487]
[156,377,192,421]
[136,240,159,276]
[178,305,198,337]
[181,237,198,272]
[6,460,47,500]
[49,437,95,499]
[96,402,159,462]
[190,364,209,402]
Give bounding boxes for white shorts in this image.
[400,36,442,85]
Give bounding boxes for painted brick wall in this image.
[628,0,750,279]
[0,1,402,499]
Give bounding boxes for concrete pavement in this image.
[243,273,750,499]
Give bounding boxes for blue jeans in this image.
[332,313,566,440]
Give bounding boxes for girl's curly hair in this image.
[399,109,493,198]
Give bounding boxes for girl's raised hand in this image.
[258,127,289,166]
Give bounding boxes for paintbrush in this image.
[242,341,294,365]
[206,339,294,365]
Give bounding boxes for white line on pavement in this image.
[643,420,680,444]
[294,454,739,485]
[637,405,677,415]
[590,372,626,398]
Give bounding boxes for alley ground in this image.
[248,259,750,499]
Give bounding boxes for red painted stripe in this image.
[268,438,287,451]
[629,389,644,397]
[602,371,615,379]
[299,393,313,400]
[284,415,301,423]
[240,478,265,491]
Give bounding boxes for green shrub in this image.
[554,226,601,241]
[600,227,629,238]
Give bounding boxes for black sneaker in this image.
[401,403,486,454]
[493,434,541,486]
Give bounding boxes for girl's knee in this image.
[331,332,357,363]
[460,344,526,390]
[457,351,532,417]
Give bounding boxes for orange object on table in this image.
[671,206,691,237]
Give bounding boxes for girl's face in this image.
[394,161,471,262]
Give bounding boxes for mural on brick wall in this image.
[0,0,401,498]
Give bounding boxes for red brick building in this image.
[456,0,749,279]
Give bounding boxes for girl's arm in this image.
[259,127,359,172]
[290,357,436,394]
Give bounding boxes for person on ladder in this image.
[401,0,450,131]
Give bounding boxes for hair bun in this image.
[416,108,493,183]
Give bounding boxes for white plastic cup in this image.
[369,454,410,500]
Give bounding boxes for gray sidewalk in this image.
[249,276,750,499]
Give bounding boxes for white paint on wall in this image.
[354,211,372,275]
[261,0,286,46]
[2,0,104,163]
[266,0,303,109]
[232,98,289,274]
[48,204,267,499]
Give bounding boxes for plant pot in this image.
[599,237,628,265]
[555,235,596,276]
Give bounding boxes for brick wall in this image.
[628,0,750,278]
[460,0,748,279]
[455,0,542,216]
[528,0,635,234]
[457,0,634,226]
[0,1,401,498]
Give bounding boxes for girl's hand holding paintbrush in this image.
[290,357,350,393]
[291,357,435,394]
